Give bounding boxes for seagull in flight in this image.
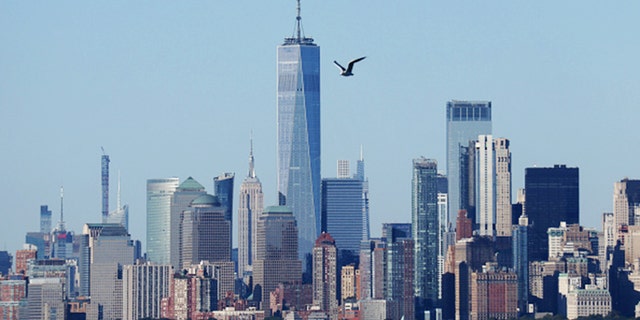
[334,56,366,76]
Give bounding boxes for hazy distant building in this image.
[147,178,180,265]
[170,177,207,269]
[312,233,338,316]
[0,279,26,320]
[83,223,135,320]
[277,2,321,262]
[358,239,386,300]
[106,174,129,231]
[446,100,492,227]
[238,140,264,279]
[23,278,65,320]
[384,224,415,320]
[525,165,579,261]
[412,157,439,313]
[15,247,36,275]
[253,206,302,311]
[122,262,172,320]
[214,172,235,254]
[0,252,11,276]
[179,194,230,268]
[40,205,52,234]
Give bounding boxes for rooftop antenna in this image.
[249,131,256,178]
[296,0,302,41]
[59,186,66,231]
[101,147,110,222]
[117,170,121,210]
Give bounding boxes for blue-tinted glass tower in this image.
[446,101,492,226]
[40,205,52,234]
[412,157,440,317]
[277,1,321,261]
[321,176,368,266]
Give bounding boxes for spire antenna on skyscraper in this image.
[249,131,256,179]
[285,0,314,45]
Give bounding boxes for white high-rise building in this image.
[147,178,179,265]
[475,135,512,237]
[238,139,264,279]
[476,135,495,237]
[122,262,172,320]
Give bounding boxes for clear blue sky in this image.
[1,1,639,255]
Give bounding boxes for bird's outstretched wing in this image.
[346,56,366,73]
[333,60,346,72]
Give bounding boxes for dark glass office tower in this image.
[525,164,579,261]
[412,157,439,317]
[215,172,235,256]
[277,2,321,261]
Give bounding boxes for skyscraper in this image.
[238,139,264,279]
[321,160,369,264]
[40,205,52,234]
[494,138,512,237]
[277,0,321,260]
[252,206,302,312]
[147,178,180,265]
[412,157,439,315]
[613,179,640,228]
[214,172,235,247]
[170,177,207,269]
[383,224,415,320]
[312,233,338,315]
[525,164,579,261]
[179,194,231,269]
[446,101,492,226]
[122,262,172,320]
[475,135,512,237]
[106,173,129,231]
[102,153,110,222]
[83,223,135,320]
[512,214,529,316]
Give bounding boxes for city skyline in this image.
[2,1,640,257]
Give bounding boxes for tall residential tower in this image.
[277,0,321,260]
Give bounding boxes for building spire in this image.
[59,186,65,231]
[249,132,256,178]
[296,0,302,41]
[117,171,121,210]
[285,0,314,45]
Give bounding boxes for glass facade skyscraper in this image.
[146,178,179,265]
[321,161,369,263]
[277,5,321,260]
[412,157,440,315]
[524,164,579,261]
[446,101,492,226]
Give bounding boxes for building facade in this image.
[412,157,439,314]
[446,101,492,227]
[122,263,172,320]
[253,206,302,312]
[170,177,207,269]
[238,141,264,279]
[525,165,579,261]
[147,178,180,265]
[277,3,321,261]
[312,233,338,317]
